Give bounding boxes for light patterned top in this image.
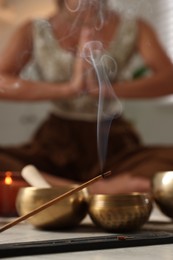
[21,16,144,121]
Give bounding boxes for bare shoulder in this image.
[0,20,34,73]
[137,18,158,39]
[2,19,34,53]
[135,18,161,52]
[13,20,33,44]
[135,18,172,69]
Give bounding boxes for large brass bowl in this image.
[88,193,153,232]
[16,186,88,230]
[152,171,173,219]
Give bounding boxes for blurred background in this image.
[0,0,173,145]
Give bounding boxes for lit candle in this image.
[0,171,28,217]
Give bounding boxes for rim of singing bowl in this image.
[88,192,152,201]
[16,185,89,200]
[88,193,152,208]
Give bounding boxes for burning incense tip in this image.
[102,170,111,178]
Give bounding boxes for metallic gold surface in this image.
[16,186,88,230]
[152,171,173,219]
[88,193,153,232]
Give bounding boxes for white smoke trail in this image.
[82,41,123,171]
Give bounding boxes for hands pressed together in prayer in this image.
[69,27,100,97]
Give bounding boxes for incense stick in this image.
[0,171,111,233]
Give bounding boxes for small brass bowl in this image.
[88,193,153,232]
[152,171,173,219]
[16,186,88,230]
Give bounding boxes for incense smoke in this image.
[82,41,122,171]
[65,0,123,171]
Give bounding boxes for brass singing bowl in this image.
[152,171,173,219]
[16,185,88,230]
[88,193,153,232]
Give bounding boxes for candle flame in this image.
[4,171,13,185]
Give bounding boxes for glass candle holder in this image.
[0,171,28,217]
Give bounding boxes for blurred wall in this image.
[0,0,173,145]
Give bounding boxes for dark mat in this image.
[1,230,173,258]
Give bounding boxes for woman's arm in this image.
[0,22,87,101]
[114,19,173,99]
[114,66,173,98]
